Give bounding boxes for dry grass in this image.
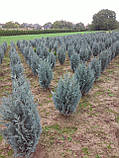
[0,48,119,158]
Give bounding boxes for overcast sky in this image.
[1,0,119,25]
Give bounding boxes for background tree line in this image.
[0,9,119,31]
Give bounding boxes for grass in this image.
[0,135,3,142]
[0,31,96,45]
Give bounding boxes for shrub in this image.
[9,49,21,67]
[11,63,24,79]
[0,42,7,64]
[0,46,4,64]
[99,50,109,72]
[23,46,30,61]
[89,57,101,80]
[68,46,74,59]
[105,38,112,48]
[2,42,7,52]
[26,47,34,67]
[38,46,49,60]
[0,76,42,158]
[37,60,53,89]
[79,44,92,61]
[31,53,41,75]
[57,46,66,65]
[46,52,56,69]
[113,41,119,57]
[36,46,41,56]
[74,63,95,95]
[92,42,100,56]
[52,73,81,115]
[70,53,80,72]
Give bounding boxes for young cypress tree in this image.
[37,60,53,89]
[113,41,119,57]
[0,46,4,65]
[46,52,56,69]
[2,42,7,52]
[79,44,92,61]
[68,45,74,59]
[92,42,100,56]
[74,63,95,95]
[38,46,49,60]
[70,53,80,72]
[31,53,41,75]
[89,57,101,80]
[99,50,109,72]
[52,73,81,115]
[9,49,21,67]
[0,75,42,158]
[0,42,7,64]
[57,46,66,65]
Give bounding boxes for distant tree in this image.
[92,9,117,30]
[52,20,74,29]
[43,22,52,30]
[86,23,95,31]
[15,22,20,27]
[75,22,85,31]
[3,21,19,29]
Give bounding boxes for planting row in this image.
[0,42,7,64]
[0,44,42,158]
[17,32,119,89]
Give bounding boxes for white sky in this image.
[1,0,119,25]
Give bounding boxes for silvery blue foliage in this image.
[9,48,24,79]
[89,57,101,80]
[111,44,116,60]
[0,46,4,64]
[11,41,16,48]
[17,40,21,48]
[0,75,42,158]
[68,46,74,59]
[99,42,105,52]
[99,50,110,72]
[37,60,53,89]
[11,63,24,79]
[92,42,100,56]
[31,53,41,75]
[23,46,35,68]
[22,46,41,75]
[2,42,7,52]
[74,63,95,95]
[9,49,21,67]
[26,47,34,67]
[70,53,80,72]
[52,73,81,115]
[53,41,59,52]
[23,46,30,61]
[0,42,7,64]
[105,38,112,48]
[113,41,119,57]
[57,46,66,65]
[38,47,49,60]
[36,46,41,56]
[46,52,56,69]
[79,44,92,61]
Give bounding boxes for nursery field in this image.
[0,31,97,45]
[0,41,119,157]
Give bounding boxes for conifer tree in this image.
[52,73,81,115]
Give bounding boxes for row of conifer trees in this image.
[0,32,119,157]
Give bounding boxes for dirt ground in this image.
[0,48,119,158]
